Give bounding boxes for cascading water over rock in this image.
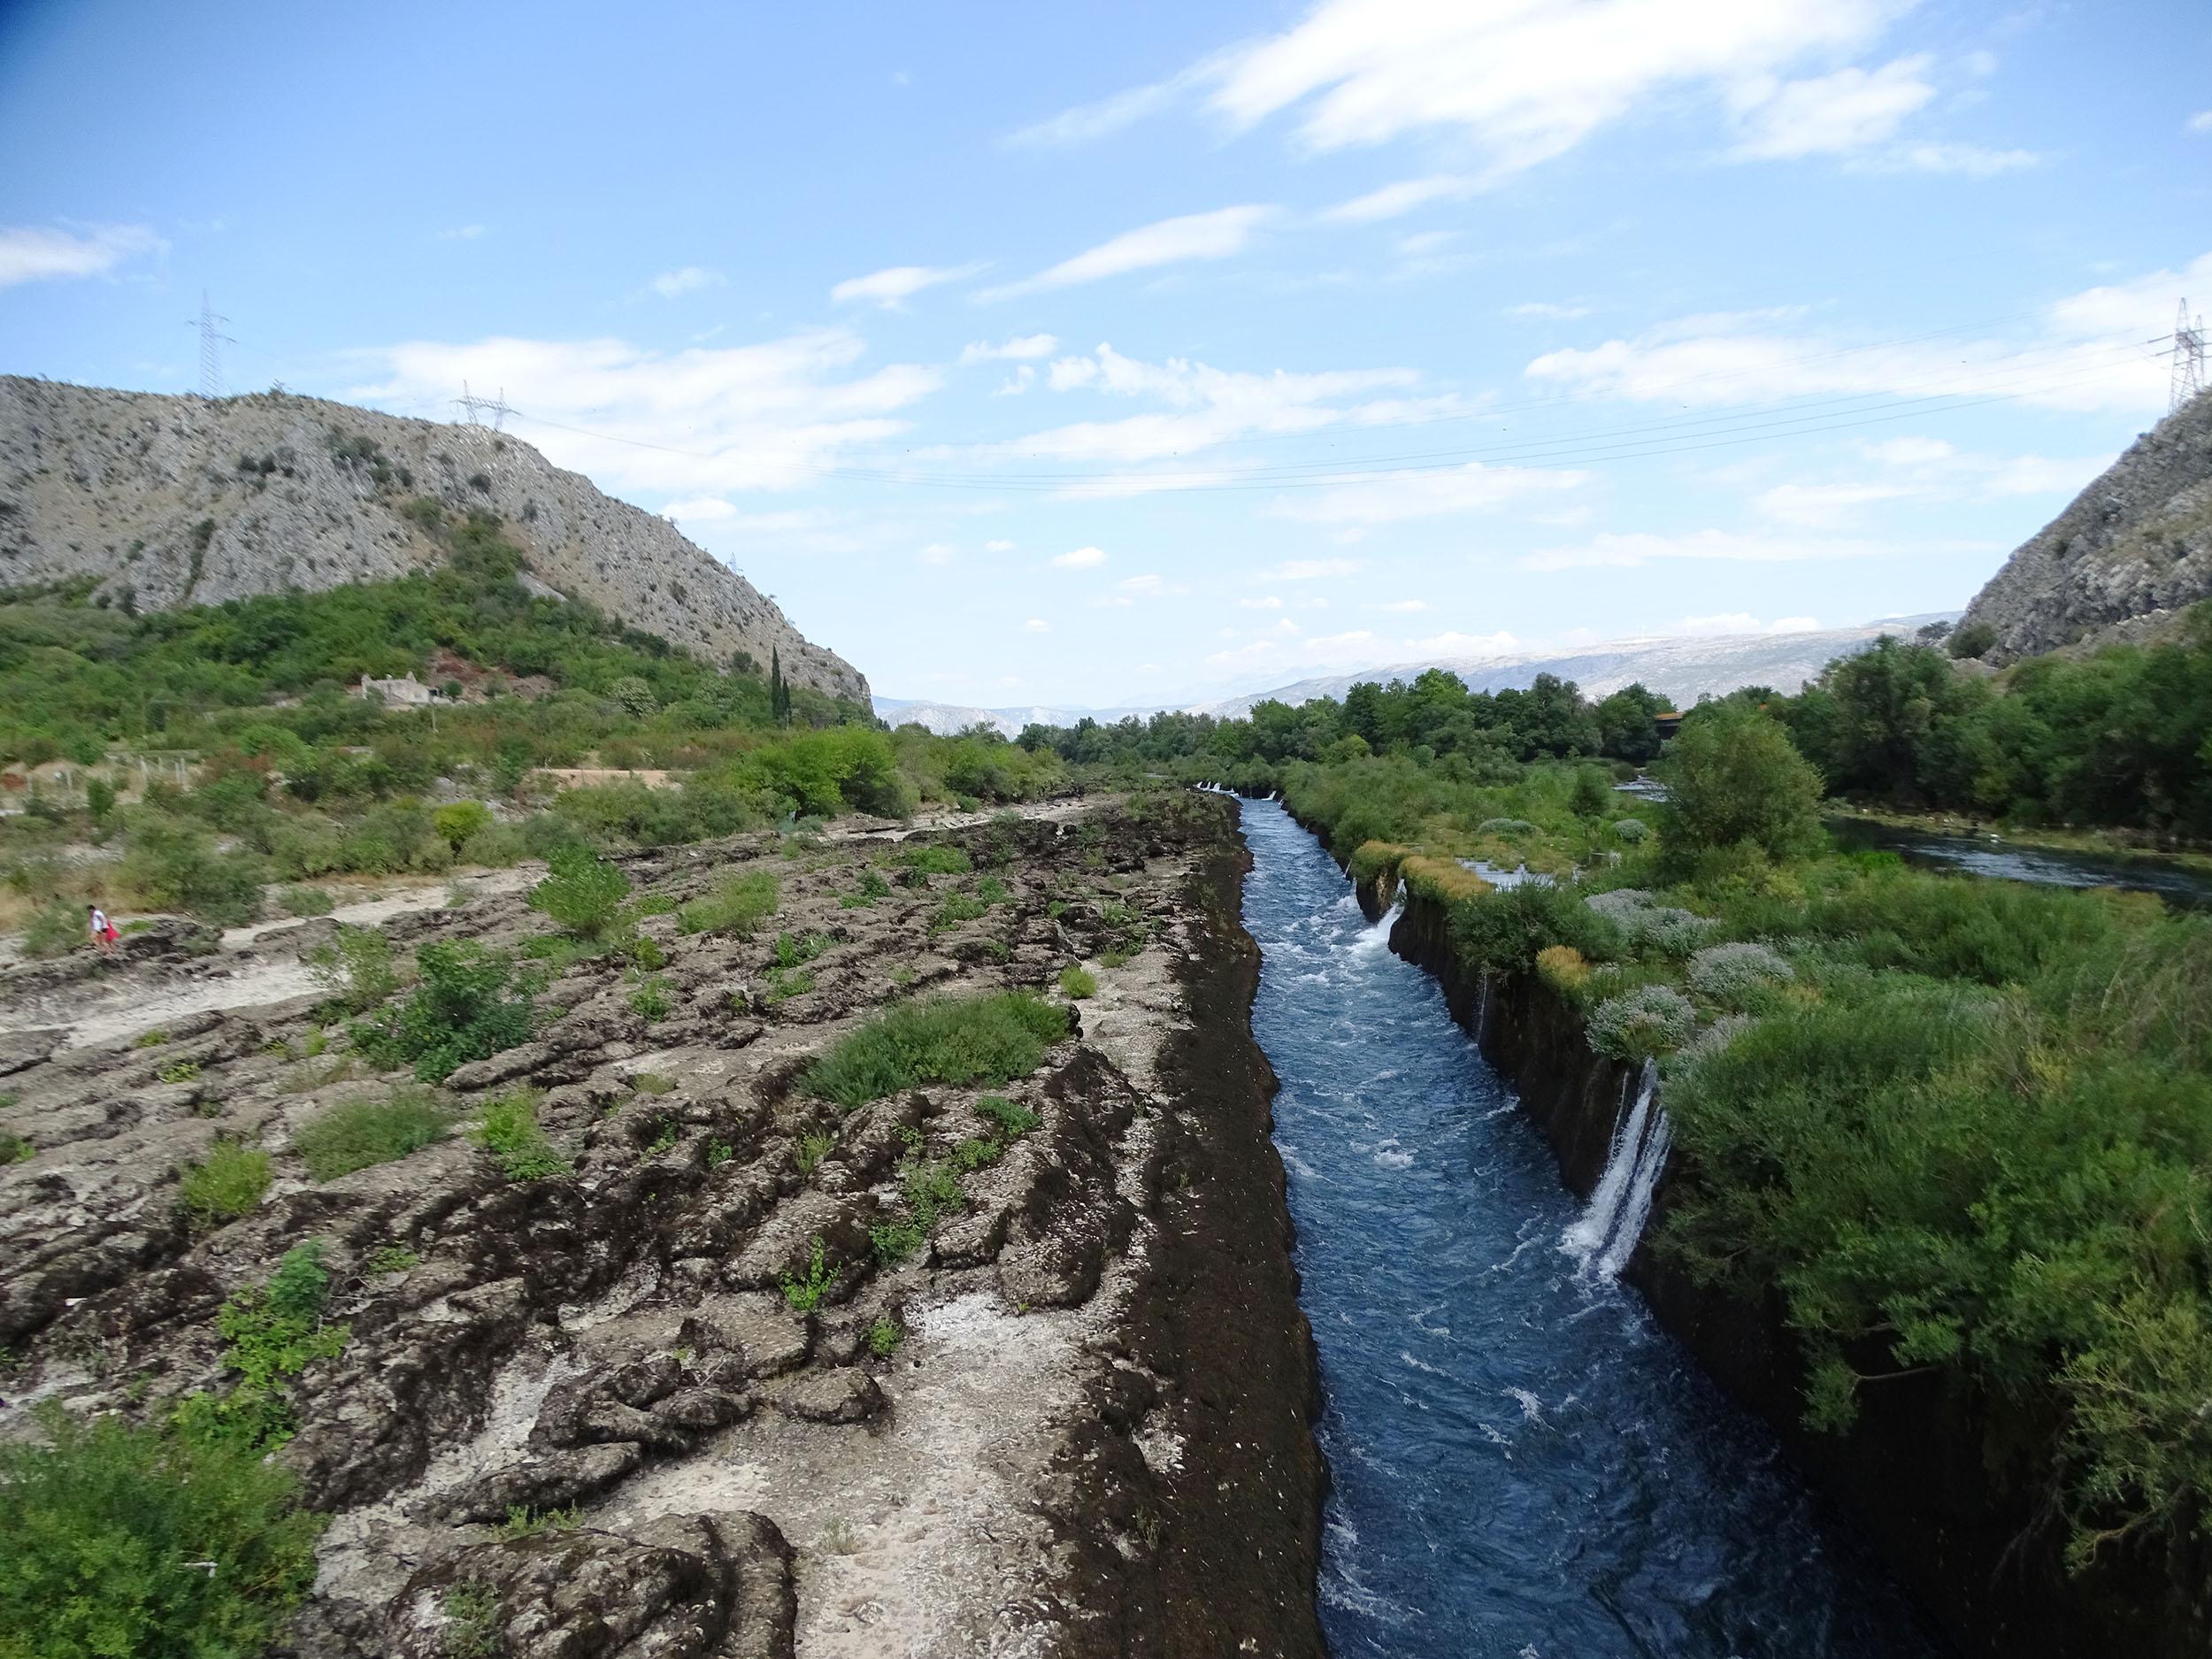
[1563,1059,1671,1277]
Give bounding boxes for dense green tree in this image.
[1658,703,1824,861]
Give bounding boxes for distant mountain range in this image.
[876,615,1955,735]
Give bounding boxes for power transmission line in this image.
[2172,300,2206,412]
[186,292,234,400]
[452,381,517,431]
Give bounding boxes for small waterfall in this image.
[1562,1060,1670,1277]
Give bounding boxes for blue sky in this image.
[2,0,2207,708]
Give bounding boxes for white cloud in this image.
[832,262,987,308]
[349,326,940,495]
[1051,546,1108,569]
[1205,0,1905,173]
[1006,72,1202,147]
[1524,253,2212,416]
[1508,301,1592,320]
[0,222,165,288]
[1319,174,1479,223]
[1024,618,1050,632]
[1375,598,1429,612]
[979,206,1276,301]
[2187,111,2212,135]
[1263,558,1362,580]
[1863,436,1955,465]
[1239,595,1285,610]
[1878,142,2038,175]
[1521,529,1904,571]
[1409,629,1520,657]
[960,334,1059,363]
[439,224,487,241]
[1728,56,1934,159]
[986,539,1016,552]
[1279,462,1585,526]
[995,365,1036,396]
[1755,480,1914,526]
[650,265,726,299]
[1116,572,1188,598]
[662,495,736,521]
[919,542,956,565]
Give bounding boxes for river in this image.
[1237,797,1947,1659]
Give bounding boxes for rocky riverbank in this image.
[0,793,1324,1657]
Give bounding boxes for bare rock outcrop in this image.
[1958,392,2212,663]
[0,376,868,702]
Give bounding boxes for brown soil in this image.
[0,793,1324,1657]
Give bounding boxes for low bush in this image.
[0,1403,325,1658]
[173,1240,349,1450]
[353,940,534,1082]
[307,923,400,1014]
[280,884,335,918]
[527,845,631,941]
[1449,880,1620,976]
[678,869,779,937]
[1058,964,1097,999]
[431,800,494,851]
[23,897,82,958]
[1348,840,1411,882]
[780,1236,833,1310]
[894,843,971,878]
[1398,855,1492,907]
[179,1141,271,1226]
[930,892,987,932]
[802,993,1071,1110]
[1686,941,1794,1005]
[1586,984,1698,1061]
[1610,817,1649,844]
[472,1088,571,1180]
[293,1089,451,1180]
[1534,944,1591,995]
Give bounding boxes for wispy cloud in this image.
[0,222,165,288]
[1318,175,1479,224]
[1521,529,1910,572]
[349,326,940,496]
[1278,463,1585,526]
[1507,301,1593,320]
[2187,111,2212,135]
[978,206,1276,301]
[832,261,988,309]
[960,334,1059,364]
[1727,56,1935,160]
[1262,558,1363,580]
[439,223,487,242]
[1051,546,1108,569]
[650,265,726,299]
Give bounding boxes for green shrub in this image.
[868,1317,903,1356]
[353,940,534,1082]
[527,845,631,940]
[173,1241,349,1450]
[1586,984,1698,1060]
[157,1059,202,1085]
[1657,704,1823,864]
[307,923,399,1014]
[1058,965,1096,999]
[472,1088,571,1180]
[626,973,672,1021]
[179,1141,271,1226]
[930,892,987,933]
[801,993,1070,1110]
[23,897,82,958]
[1,1130,35,1163]
[974,1094,1040,1136]
[1686,941,1794,1005]
[895,843,971,877]
[431,800,495,850]
[1449,880,1620,976]
[678,869,779,937]
[1610,817,1649,844]
[841,868,893,909]
[122,814,265,926]
[794,1130,836,1174]
[772,930,830,969]
[367,1244,419,1274]
[294,1089,451,1180]
[780,1236,833,1310]
[280,884,335,918]
[0,1404,324,1658]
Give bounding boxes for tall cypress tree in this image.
[770,646,790,726]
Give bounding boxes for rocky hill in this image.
[1958,392,2212,664]
[0,377,869,703]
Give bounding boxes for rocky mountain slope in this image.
[0,378,868,703]
[1958,392,2212,663]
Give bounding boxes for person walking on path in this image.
[88,903,119,954]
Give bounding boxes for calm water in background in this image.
[1236,797,1947,1659]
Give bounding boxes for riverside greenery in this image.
[1271,699,2212,1581]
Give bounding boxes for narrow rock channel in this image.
[1236,797,1948,1659]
